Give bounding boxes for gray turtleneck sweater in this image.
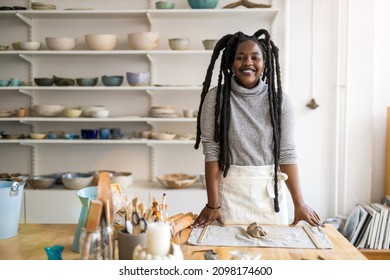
[200,78,297,166]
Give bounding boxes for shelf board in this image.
[148,8,279,20]
[0,8,278,20]
[11,116,196,123]
[0,50,212,55]
[0,85,203,91]
[16,139,195,145]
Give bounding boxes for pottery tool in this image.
[197,225,209,243]
[80,199,103,260]
[97,172,115,259]
[171,212,195,236]
[303,226,322,249]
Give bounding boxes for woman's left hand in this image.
[290,203,324,226]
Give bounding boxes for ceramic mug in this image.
[99,128,110,139]
[118,229,147,260]
[110,128,121,138]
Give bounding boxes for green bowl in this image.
[156,1,175,9]
[0,45,9,51]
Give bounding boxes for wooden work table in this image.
[0,224,368,260]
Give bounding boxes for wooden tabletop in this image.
[0,223,367,260]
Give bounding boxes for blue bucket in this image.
[0,179,26,239]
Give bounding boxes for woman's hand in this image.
[192,206,222,228]
[290,203,324,226]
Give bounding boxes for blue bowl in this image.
[0,80,10,87]
[187,0,219,9]
[102,75,123,87]
[76,77,98,87]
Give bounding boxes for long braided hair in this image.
[194,29,284,212]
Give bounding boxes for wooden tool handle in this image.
[81,200,103,260]
[172,213,195,236]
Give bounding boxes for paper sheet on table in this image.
[188,225,333,249]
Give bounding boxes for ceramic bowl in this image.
[128,31,160,50]
[12,42,21,50]
[155,1,175,9]
[34,77,54,86]
[157,173,199,189]
[76,77,98,87]
[111,172,134,189]
[0,80,10,87]
[102,75,123,86]
[0,45,9,51]
[79,105,106,117]
[29,133,47,139]
[33,104,64,117]
[202,39,218,50]
[45,37,77,50]
[188,0,219,9]
[199,173,206,187]
[151,131,176,140]
[88,170,116,185]
[28,175,56,189]
[19,41,42,50]
[90,108,110,118]
[85,34,118,51]
[126,72,150,86]
[63,108,83,118]
[168,38,190,50]
[53,75,75,86]
[61,172,94,190]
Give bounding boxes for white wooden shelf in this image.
[0,8,278,20]
[0,50,213,55]
[16,139,195,145]
[0,116,196,123]
[0,86,203,91]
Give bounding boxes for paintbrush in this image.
[80,200,103,260]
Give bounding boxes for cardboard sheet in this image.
[188,225,333,249]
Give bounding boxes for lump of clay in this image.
[247,222,266,238]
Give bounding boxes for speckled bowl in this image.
[61,172,94,190]
[28,175,56,189]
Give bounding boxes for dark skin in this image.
[193,40,323,228]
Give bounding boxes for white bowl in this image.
[128,32,160,50]
[45,37,77,50]
[90,108,110,118]
[85,34,118,51]
[79,105,106,117]
[33,105,64,117]
[29,133,47,139]
[19,41,42,51]
[168,38,190,50]
[111,172,133,189]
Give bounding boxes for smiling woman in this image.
[192,29,323,229]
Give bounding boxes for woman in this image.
[192,29,323,228]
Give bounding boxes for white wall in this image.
[288,0,388,219]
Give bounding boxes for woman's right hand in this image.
[192,206,222,228]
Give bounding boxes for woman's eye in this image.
[236,56,244,61]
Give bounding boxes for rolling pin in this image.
[171,212,196,236]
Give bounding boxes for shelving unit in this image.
[1,0,286,223]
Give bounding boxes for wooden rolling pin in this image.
[171,212,196,236]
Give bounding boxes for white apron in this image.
[219,165,288,225]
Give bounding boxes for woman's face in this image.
[232,40,265,89]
